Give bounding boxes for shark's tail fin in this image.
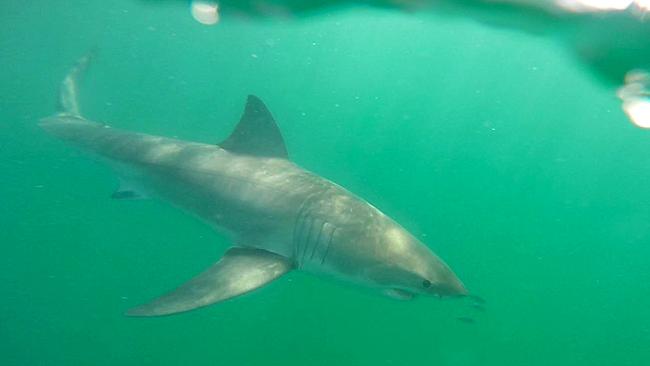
[58,51,94,117]
[41,51,103,141]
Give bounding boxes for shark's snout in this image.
[436,275,468,297]
[426,256,468,297]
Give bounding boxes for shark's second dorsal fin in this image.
[219,95,288,159]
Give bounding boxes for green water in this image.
[2,1,650,365]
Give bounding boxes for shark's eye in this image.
[422,280,432,288]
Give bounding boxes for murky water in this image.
[2,1,649,365]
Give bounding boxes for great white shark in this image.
[41,55,467,316]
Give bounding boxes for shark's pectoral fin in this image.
[126,247,292,317]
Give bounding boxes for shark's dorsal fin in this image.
[219,95,289,159]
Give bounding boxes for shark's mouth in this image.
[384,288,416,301]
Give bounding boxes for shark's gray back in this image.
[41,112,338,261]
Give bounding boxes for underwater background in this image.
[2,0,649,365]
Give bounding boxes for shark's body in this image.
[41,55,467,316]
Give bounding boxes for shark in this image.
[40,55,467,316]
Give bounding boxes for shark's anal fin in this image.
[126,247,293,317]
[219,95,289,159]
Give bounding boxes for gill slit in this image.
[299,217,314,268]
[320,227,337,266]
[309,220,326,261]
[293,191,320,268]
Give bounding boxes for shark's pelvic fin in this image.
[219,95,289,159]
[126,247,293,317]
[58,51,93,117]
[111,190,146,200]
[111,179,148,200]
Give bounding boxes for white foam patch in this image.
[618,70,650,129]
[191,1,220,25]
[556,0,633,11]
[554,0,650,12]
[623,99,650,129]
[637,0,650,10]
